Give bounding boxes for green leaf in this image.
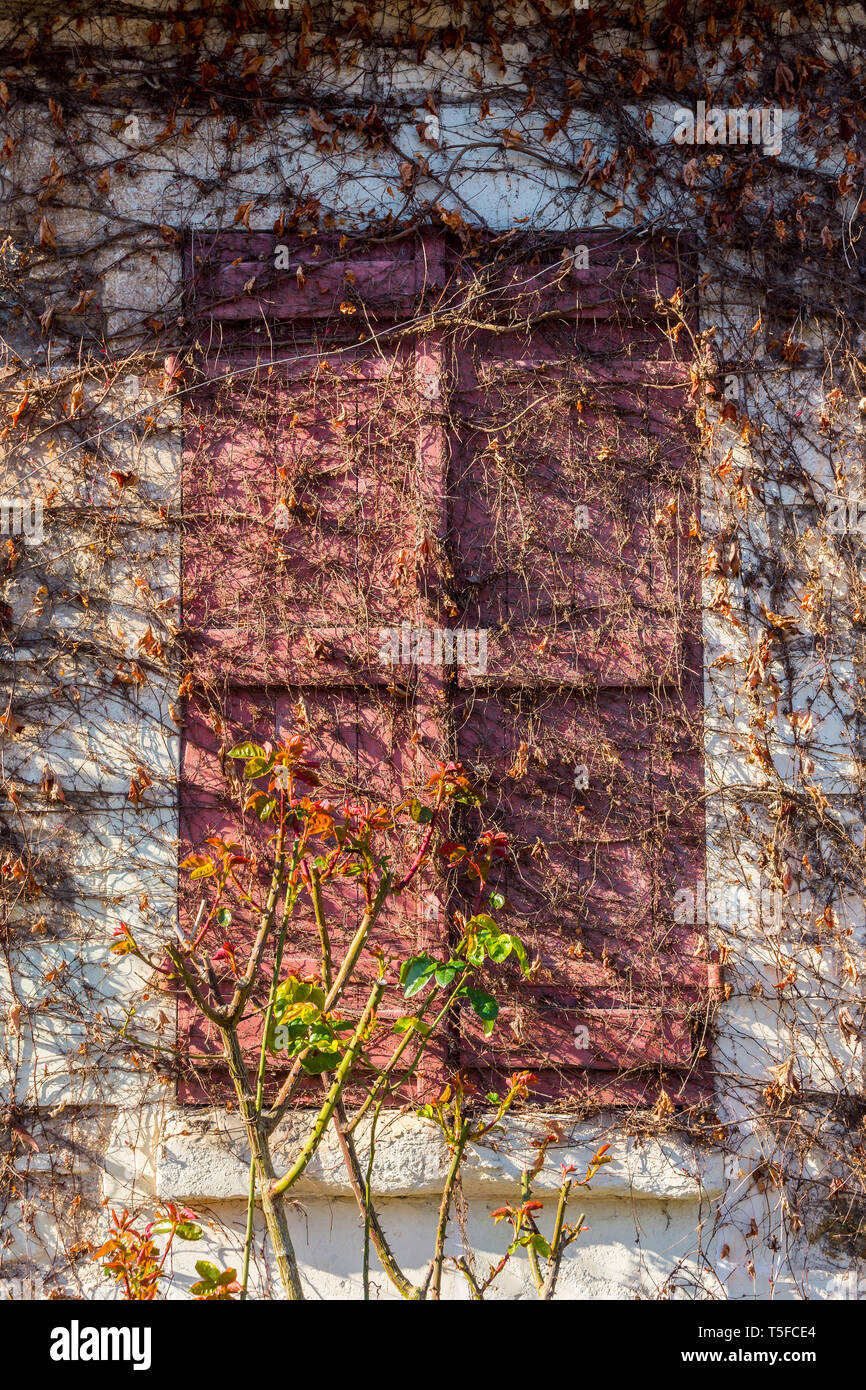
[216,907,232,929]
[216,1267,238,1286]
[300,1049,342,1075]
[527,1233,551,1259]
[275,977,326,1012]
[195,1260,221,1282]
[467,913,499,934]
[484,934,513,963]
[467,989,499,1024]
[400,954,438,998]
[450,788,482,806]
[228,742,265,759]
[176,1222,203,1241]
[434,963,460,988]
[257,797,277,822]
[465,938,485,968]
[510,934,530,975]
[393,1016,430,1035]
[489,891,507,911]
[189,1280,212,1296]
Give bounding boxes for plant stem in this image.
[221,1026,304,1300]
[309,864,332,988]
[453,1256,483,1299]
[239,1156,256,1301]
[362,1105,375,1300]
[431,1125,469,1301]
[542,1209,582,1301]
[264,872,392,1129]
[521,1169,544,1294]
[269,979,385,1198]
[239,839,302,1301]
[394,794,441,892]
[541,1180,573,1300]
[330,1097,424,1300]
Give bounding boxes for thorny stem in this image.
[240,834,303,1301]
[324,871,393,1009]
[220,1027,303,1301]
[545,1210,584,1301]
[223,821,288,1024]
[541,1179,574,1301]
[521,1169,545,1294]
[330,1096,423,1300]
[309,863,333,988]
[166,821,288,1031]
[452,1255,484,1299]
[239,1156,256,1302]
[264,871,392,1130]
[269,979,386,1199]
[394,791,442,892]
[362,1102,377,1299]
[431,1124,470,1301]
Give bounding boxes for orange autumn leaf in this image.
[70,288,96,313]
[8,393,29,426]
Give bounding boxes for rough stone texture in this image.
[146,1111,726,1202]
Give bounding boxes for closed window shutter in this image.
[179,231,451,1101]
[179,231,707,1108]
[446,239,706,1106]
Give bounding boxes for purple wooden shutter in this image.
[444,238,707,1107]
[179,231,707,1108]
[178,231,450,1101]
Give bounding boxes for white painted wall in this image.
[1,0,864,1300]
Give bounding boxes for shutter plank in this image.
[447,240,705,1104]
[188,233,424,323]
[461,1006,694,1071]
[180,233,454,1102]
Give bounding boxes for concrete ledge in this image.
[149,1109,725,1204]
